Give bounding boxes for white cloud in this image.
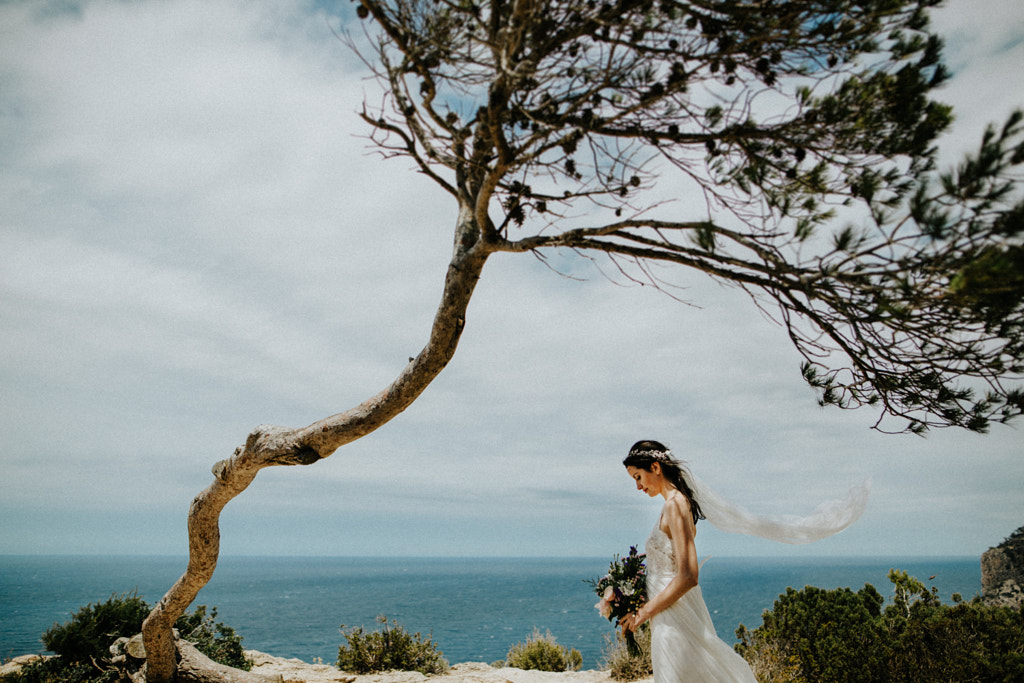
[930,0,1024,160]
[0,0,1021,559]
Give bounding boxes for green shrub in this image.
[0,657,117,683]
[504,629,582,672]
[601,626,651,681]
[1,593,250,683]
[174,605,252,671]
[883,571,1024,682]
[735,569,1024,683]
[737,583,887,682]
[42,591,150,666]
[337,616,448,675]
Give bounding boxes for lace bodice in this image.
[645,524,675,580]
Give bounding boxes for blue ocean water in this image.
[0,555,980,669]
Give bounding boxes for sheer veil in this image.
[687,470,871,544]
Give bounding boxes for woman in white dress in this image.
[618,440,869,683]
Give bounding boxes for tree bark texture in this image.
[142,208,491,682]
[174,641,284,683]
[124,640,285,683]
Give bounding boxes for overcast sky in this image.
[1,0,1021,561]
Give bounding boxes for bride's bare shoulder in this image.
[665,492,692,516]
[660,494,692,533]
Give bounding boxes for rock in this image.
[127,633,147,658]
[0,654,49,677]
[981,525,1024,608]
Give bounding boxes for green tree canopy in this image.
[349,0,1023,433]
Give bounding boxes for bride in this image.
[617,440,869,683]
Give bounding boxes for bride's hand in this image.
[621,609,647,632]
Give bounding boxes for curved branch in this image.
[142,206,491,683]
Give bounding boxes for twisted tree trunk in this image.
[142,207,491,682]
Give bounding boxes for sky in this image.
[1,0,1022,562]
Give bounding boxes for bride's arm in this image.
[624,497,699,631]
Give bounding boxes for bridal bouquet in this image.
[589,546,647,656]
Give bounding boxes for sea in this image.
[0,555,980,669]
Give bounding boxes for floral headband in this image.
[631,449,673,462]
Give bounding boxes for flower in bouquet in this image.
[589,546,647,656]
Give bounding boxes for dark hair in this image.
[623,439,705,525]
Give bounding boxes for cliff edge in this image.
[981,525,1024,608]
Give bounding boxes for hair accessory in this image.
[632,449,673,462]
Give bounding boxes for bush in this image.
[1,593,250,683]
[735,569,1024,683]
[2,591,148,683]
[174,605,251,671]
[337,616,448,675]
[504,629,582,672]
[735,583,886,682]
[0,657,116,683]
[601,626,651,682]
[883,571,1024,682]
[42,591,150,666]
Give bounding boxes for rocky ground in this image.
[245,651,636,683]
[0,649,638,683]
[0,656,47,678]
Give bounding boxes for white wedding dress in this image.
[645,520,757,683]
[641,474,869,682]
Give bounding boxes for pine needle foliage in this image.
[345,0,1024,435]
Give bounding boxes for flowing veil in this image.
[687,471,871,544]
